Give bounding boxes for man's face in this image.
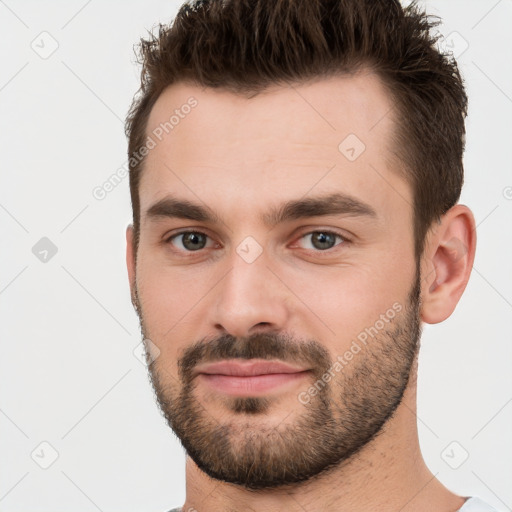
[129,72,423,489]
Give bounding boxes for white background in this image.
[1,1,511,511]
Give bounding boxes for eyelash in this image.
[164,229,351,255]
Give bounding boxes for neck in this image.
[180,368,465,512]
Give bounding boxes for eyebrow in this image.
[145,192,378,227]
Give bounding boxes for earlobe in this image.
[420,205,477,324]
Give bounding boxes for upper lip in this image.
[194,359,309,377]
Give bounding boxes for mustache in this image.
[177,332,332,383]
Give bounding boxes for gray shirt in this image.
[166,495,499,511]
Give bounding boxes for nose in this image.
[210,246,290,338]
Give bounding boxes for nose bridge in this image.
[226,246,267,301]
[212,240,289,336]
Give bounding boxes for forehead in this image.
[146,71,394,155]
[140,71,410,225]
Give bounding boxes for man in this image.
[124,0,498,510]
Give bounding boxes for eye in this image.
[296,230,347,251]
[166,231,215,252]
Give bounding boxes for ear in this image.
[126,224,137,308]
[420,204,477,324]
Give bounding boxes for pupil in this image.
[183,232,205,250]
[313,232,335,250]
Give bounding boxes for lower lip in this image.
[198,371,310,396]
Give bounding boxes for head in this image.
[125,0,476,490]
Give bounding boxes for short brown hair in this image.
[125,0,468,259]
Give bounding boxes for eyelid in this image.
[290,228,352,251]
[163,229,219,252]
[294,226,353,241]
[163,227,215,243]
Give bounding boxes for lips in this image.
[194,359,311,396]
[194,359,308,377]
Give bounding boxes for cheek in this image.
[279,256,414,348]
[135,254,216,339]
[136,274,198,370]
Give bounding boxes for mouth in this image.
[194,359,311,396]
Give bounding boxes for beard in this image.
[133,270,422,490]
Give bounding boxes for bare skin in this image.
[126,71,476,512]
